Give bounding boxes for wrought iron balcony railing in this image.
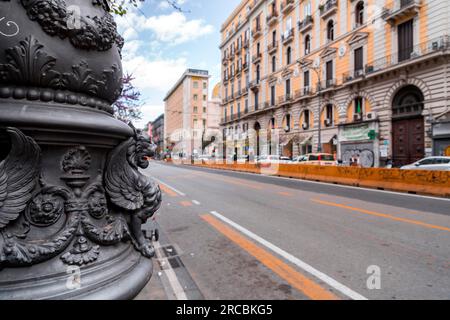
[319,0,338,18]
[298,15,313,33]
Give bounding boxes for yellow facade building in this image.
[164,69,221,158]
[220,0,450,167]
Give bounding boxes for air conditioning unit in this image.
[302,122,309,130]
[355,69,364,77]
[354,113,362,122]
[324,118,332,127]
[366,112,377,120]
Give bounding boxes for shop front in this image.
[338,120,380,168]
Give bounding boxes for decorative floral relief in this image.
[62,146,91,174]
[25,191,65,227]
[0,35,122,103]
[0,0,123,52]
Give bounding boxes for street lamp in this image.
[299,60,322,153]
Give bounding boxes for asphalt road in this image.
[143,162,450,300]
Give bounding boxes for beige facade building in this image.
[220,0,450,167]
[164,69,221,158]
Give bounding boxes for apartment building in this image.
[220,0,450,167]
[164,69,220,158]
[150,114,164,159]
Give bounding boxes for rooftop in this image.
[164,69,210,101]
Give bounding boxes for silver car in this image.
[400,157,450,171]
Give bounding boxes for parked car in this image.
[258,155,291,164]
[291,153,337,166]
[400,156,450,171]
[194,155,210,164]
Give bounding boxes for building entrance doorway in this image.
[392,85,425,167]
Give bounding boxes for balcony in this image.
[359,36,450,78]
[281,28,294,45]
[342,69,366,83]
[243,61,249,71]
[318,79,336,90]
[249,80,260,91]
[222,55,229,65]
[266,10,278,26]
[278,93,293,105]
[252,52,262,64]
[242,86,248,95]
[243,38,250,49]
[294,87,312,100]
[252,25,262,39]
[280,0,295,15]
[383,0,421,24]
[298,15,313,33]
[267,41,278,54]
[236,64,242,76]
[319,0,338,19]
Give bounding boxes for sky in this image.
[115,0,242,128]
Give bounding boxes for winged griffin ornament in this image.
[105,126,162,258]
[0,126,162,268]
[0,128,40,230]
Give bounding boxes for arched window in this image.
[392,85,424,117]
[327,20,334,41]
[304,35,311,55]
[286,46,292,65]
[355,1,364,26]
[272,55,276,73]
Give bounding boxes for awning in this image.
[299,134,313,145]
[279,134,298,146]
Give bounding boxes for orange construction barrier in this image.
[181,162,450,197]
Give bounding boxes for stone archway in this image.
[391,85,425,167]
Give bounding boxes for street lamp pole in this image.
[299,60,322,153]
[314,67,322,153]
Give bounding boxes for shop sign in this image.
[341,124,371,142]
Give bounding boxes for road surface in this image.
[142,162,450,300]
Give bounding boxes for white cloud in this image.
[116,11,214,45]
[123,55,187,93]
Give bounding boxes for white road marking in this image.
[209,211,368,300]
[192,200,201,205]
[154,242,188,300]
[152,177,186,197]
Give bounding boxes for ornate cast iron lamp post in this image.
[0,0,162,299]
